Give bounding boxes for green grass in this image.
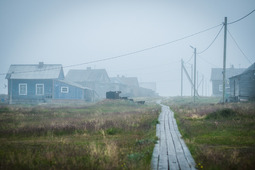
[163,97,255,170]
[0,100,160,170]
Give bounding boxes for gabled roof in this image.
[140,82,157,91]
[110,76,139,87]
[5,63,64,79]
[210,67,245,81]
[241,62,255,74]
[57,79,92,90]
[230,62,255,79]
[66,68,110,83]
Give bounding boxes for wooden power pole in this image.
[223,17,227,103]
[193,48,197,103]
[181,59,183,96]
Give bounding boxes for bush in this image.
[106,128,121,135]
[205,108,236,120]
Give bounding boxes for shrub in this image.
[106,128,121,135]
[206,108,236,120]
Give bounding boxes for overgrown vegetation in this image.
[0,100,160,169]
[163,97,255,170]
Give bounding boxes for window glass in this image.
[36,84,44,95]
[219,84,223,92]
[61,87,69,93]
[19,84,27,95]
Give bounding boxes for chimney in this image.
[39,62,44,68]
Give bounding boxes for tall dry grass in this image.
[0,100,160,169]
[164,97,255,170]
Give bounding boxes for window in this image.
[61,87,69,93]
[19,83,27,95]
[219,84,223,92]
[36,84,44,95]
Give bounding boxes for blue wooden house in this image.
[5,62,94,104]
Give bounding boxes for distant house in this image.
[110,76,158,97]
[5,62,94,104]
[110,76,140,97]
[111,76,139,87]
[139,82,157,92]
[210,66,245,96]
[66,67,111,98]
[229,63,255,101]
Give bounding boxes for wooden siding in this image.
[212,80,222,96]
[8,79,53,104]
[230,70,255,100]
[53,80,85,100]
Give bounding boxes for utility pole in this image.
[202,75,204,96]
[194,48,197,103]
[197,71,199,94]
[181,59,183,97]
[182,64,199,96]
[191,65,193,96]
[190,46,197,103]
[205,78,207,96]
[222,17,227,103]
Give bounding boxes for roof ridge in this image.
[69,68,106,71]
[10,64,62,66]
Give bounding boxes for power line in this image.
[184,54,194,64]
[110,59,180,73]
[228,9,255,25]
[0,23,222,76]
[197,24,224,54]
[197,54,221,68]
[227,29,252,64]
[62,24,222,68]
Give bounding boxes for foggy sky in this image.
[0,0,255,96]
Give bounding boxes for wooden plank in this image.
[169,109,196,169]
[152,104,196,170]
[168,118,191,169]
[168,107,196,169]
[158,110,168,170]
[164,111,179,170]
[151,143,159,170]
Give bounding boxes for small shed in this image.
[229,63,255,101]
[106,91,121,99]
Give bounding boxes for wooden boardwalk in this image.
[151,104,196,170]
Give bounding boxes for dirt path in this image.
[151,104,196,170]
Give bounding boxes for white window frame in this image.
[19,83,27,95]
[36,84,44,95]
[219,84,223,92]
[61,86,69,93]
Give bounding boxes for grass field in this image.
[0,100,160,170]
[163,97,255,170]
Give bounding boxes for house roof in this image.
[230,62,255,79]
[110,76,139,87]
[5,63,63,79]
[210,67,245,81]
[242,62,255,74]
[57,79,92,90]
[66,68,110,83]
